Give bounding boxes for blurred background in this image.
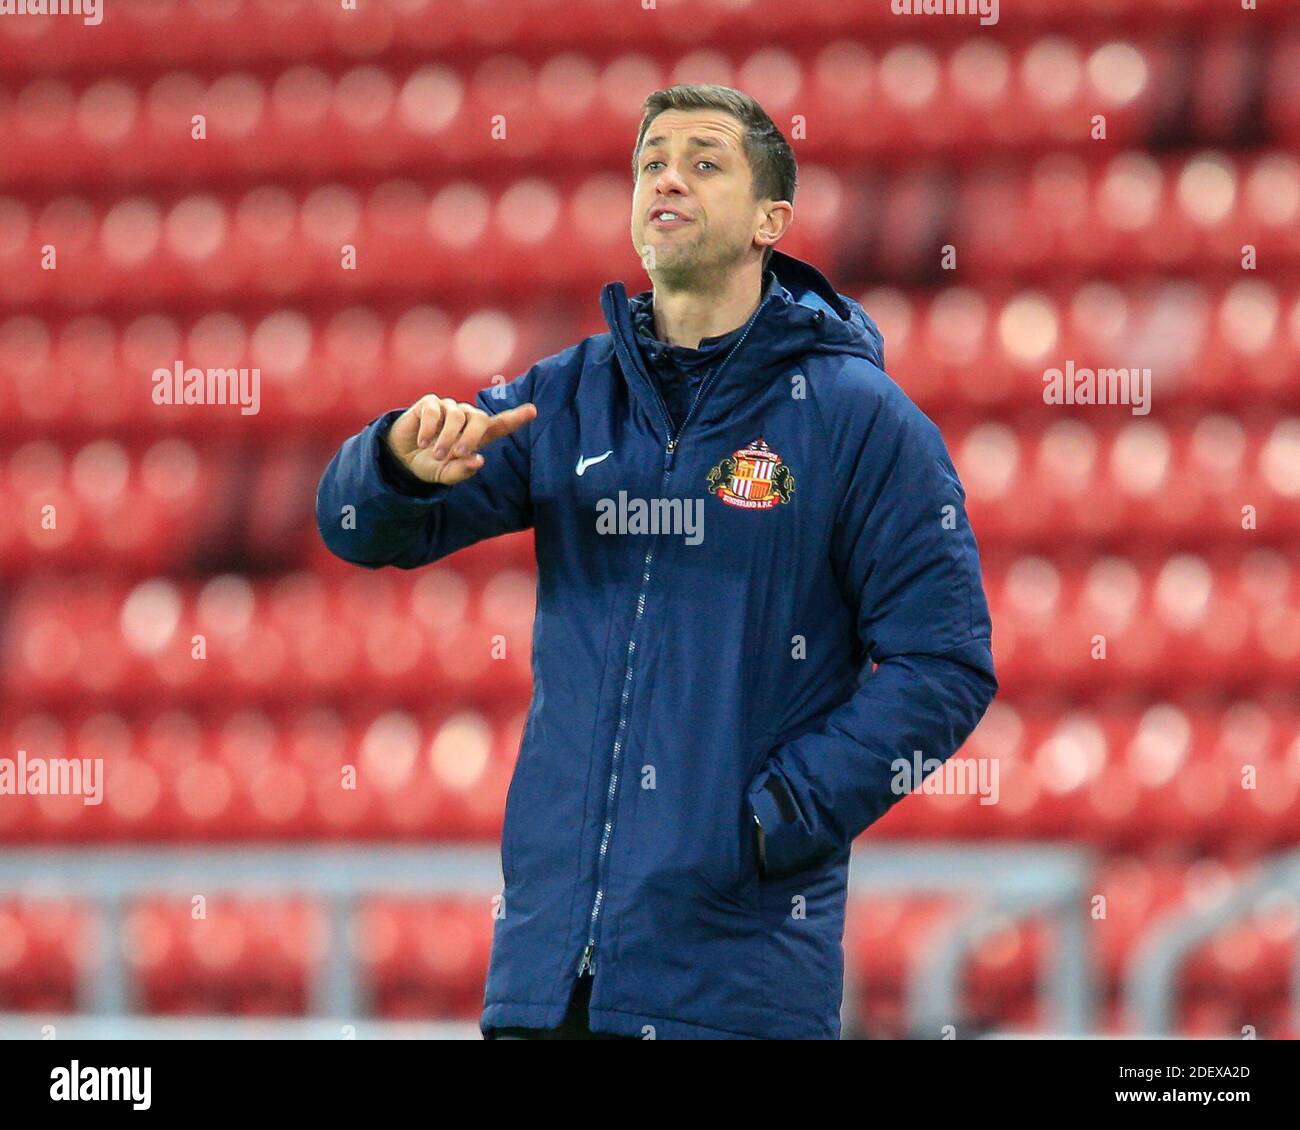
[0,0,1298,1039]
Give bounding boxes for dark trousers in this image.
[489,973,642,1040]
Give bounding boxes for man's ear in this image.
[755,201,794,252]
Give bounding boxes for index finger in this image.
[481,402,539,444]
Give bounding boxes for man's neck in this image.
[650,263,766,350]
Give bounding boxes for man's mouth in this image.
[649,208,693,230]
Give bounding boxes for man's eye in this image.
[643,159,717,173]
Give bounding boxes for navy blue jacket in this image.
[315,249,997,1039]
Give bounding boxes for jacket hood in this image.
[601,248,885,379]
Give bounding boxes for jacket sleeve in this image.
[746,390,998,880]
[314,370,539,569]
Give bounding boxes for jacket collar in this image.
[629,268,781,372]
[600,250,885,434]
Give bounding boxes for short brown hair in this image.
[632,84,797,270]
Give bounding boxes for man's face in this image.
[631,108,769,285]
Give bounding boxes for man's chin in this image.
[638,239,703,278]
[639,234,682,259]
[646,258,699,289]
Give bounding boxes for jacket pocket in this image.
[500,785,518,888]
[500,748,534,888]
[691,790,763,918]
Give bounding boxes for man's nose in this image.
[652,162,689,193]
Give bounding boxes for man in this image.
[316,84,997,1040]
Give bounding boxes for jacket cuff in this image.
[373,411,450,499]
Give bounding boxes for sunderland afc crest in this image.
[705,437,795,510]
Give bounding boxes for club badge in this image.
[705,437,795,510]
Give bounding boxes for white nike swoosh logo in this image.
[575,450,613,476]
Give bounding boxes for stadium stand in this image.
[0,0,1297,1038]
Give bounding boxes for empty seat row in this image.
[0,702,523,842]
[0,695,1294,843]
[0,416,1294,574]
[947,151,1300,275]
[0,37,1185,189]
[868,280,1300,409]
[1,279,1296,444]
[0,435,533,574]
[956,416,1300,548]
[881,697,1300,846]
[5,147,1294,308]
[5,416,1296,571]
[0,0,1267,73]
[0,436,341,576]
[984,550,1300,692]
[2,550,1296,699]
[0,176,680,304]
[2,568,538,704]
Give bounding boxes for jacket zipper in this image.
[576,288,772,982]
